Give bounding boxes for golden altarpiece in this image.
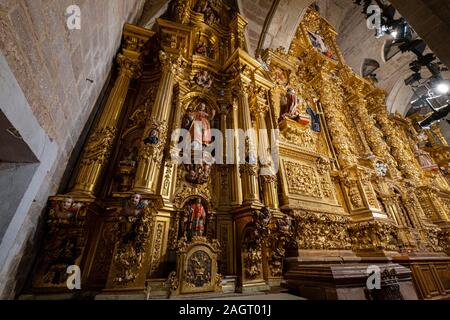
[27,2,450,300]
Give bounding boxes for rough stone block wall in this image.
[0,0,146,299]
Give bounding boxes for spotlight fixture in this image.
[390,30,398,38]
[419,103,450,128]
[436,82,450,95]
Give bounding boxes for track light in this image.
[436,82,450,95]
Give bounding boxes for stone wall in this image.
[0,0,146,299]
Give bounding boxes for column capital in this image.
[116,53,143,78]
[159,50,184,74]
[122,23,155,53]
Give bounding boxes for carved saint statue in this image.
[120,147,138,167]
[308,31,335,59]
[184,198,207,239]
[184,102,216,149]
[143,129,159,145]
[121,193,149,243]
[280,88,313,126]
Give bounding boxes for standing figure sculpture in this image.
[184,102,216,150]
[280,88,313,125]
[308,31,335,59]
[184,198,207,239]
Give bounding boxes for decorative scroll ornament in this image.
[117,53,143,78]
[81,127,117,165]
[348,220,399,252]
[267,216,293,277]
[114,194,153,285]
[292,210,351,250]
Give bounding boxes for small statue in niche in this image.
[117,146,139,191]
[184,102,216,149]
[195,40,214,58]
[414,132,438,171]
[195,70,213,89]
[121,193,149,243]
[184,198,207,239]
[144,128,159,145]
[280,88,310,125]
[308,31,336,60]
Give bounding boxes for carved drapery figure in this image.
[183,198,207,239]
[308,31,335,59]
[39,198,86,286]
[184,102,216,149]
[195,70,213,89]
[280,88,311,126]
[114,193,152,284]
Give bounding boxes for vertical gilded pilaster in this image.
[71,25,154,196]
[230,103,243,206]
[236,87,261,205]
[133,51,182,194]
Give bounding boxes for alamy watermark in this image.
[65,5,81,30]
[66,265,81,290]
[366,265,381,290]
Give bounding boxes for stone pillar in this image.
[71,25,154,196]
[133,51,182,194]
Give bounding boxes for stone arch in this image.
[386,77,414,115]
[361,58,380,78]
[383,39,401,63]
